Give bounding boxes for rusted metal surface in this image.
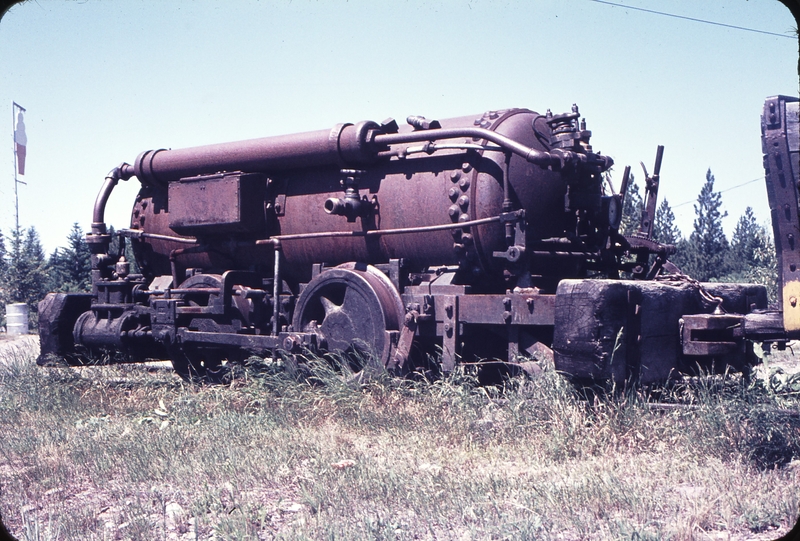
[762,96,800,335]
[36,101,790,383]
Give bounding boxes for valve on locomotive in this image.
[323,169,377,223]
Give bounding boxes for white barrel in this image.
[6,303,29,336]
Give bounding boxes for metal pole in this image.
[12,101,18,232]
[11,101,26,233]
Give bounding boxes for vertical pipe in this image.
[503,152,514,244]
[273,240,282,337]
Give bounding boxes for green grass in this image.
[0,343,798,540]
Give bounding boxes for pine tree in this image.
[48,223,92,292]
[23,227,49,302]
[6,226,50,329]
[5,226,24,303]
[619,174,642,236]
[0,228,6,276]
[679,169,730,281]
[728,207,764,271]
[721,206,778,304]
[652,198,681,245]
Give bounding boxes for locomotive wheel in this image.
[168,273,238,383]
[292,264,405,369]
[170,345,232,384]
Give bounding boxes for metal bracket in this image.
[438,295,459,372]
[680,313,744,356]
[389,311,418,372]
[493,245,525,263]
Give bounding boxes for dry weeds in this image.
[0,336,798,540]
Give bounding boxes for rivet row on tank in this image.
[449,205,460,219]
[448,187,459,201]
[458,213,470,223]
[457,195,470,209]
[461,233,473,246]
[462,163,472,173]
[459,177,470,190]
[450,170,461,182]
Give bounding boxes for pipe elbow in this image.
[106,162,134,182]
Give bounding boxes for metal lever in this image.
[638,145,665,239]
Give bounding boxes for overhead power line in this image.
[672,177,764,209]
[591,0,795,39]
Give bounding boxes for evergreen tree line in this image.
[620,168,778,302]
[0,223,93,330]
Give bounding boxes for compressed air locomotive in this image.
[38,101,797,383]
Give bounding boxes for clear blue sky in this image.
[0,0,797,254]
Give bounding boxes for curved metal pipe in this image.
[91,163,134,236]
[373,127,564,166]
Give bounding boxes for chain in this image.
[654,272,726,314]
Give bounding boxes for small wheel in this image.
[168,273,241,383]
[292,264,404,368]
[170,345,232,384]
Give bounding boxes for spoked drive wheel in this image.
[292,263,405,369]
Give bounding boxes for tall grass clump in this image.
[0,341,798,540]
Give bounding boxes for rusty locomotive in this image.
[37,98,799,383]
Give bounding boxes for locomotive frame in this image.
[37,97,799,384]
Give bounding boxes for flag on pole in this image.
[14,106,26,175]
